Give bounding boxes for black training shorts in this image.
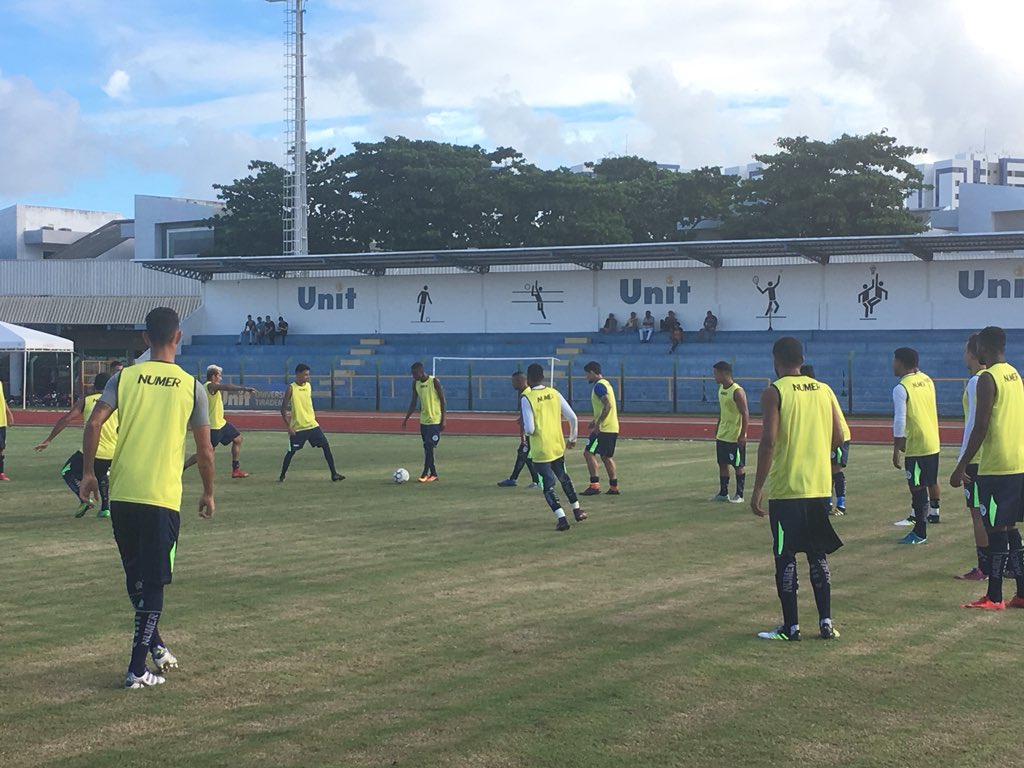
[768,498,844,556]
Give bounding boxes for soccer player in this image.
[710,361,748,503]
[891,347,941,544]
[951,326,1024,610]
[183,365,257,478]
[79,307,215,689]
[402,362,446,482]
[520,363,586,531]
[751,337,843,642]
[35,372,119,517]
[0,378,13,481]
[800,365,851,515]
[278,363,344,482]
[954,334,989,581]
[580,361,620,496]
[497,370,541,488]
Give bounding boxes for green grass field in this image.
[0,427,1017,767]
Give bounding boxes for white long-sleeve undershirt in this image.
[892,384,907,438]
[958,374,979,462]
[520,385,578,444]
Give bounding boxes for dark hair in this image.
[978,326,1006,356]
[527,363,544,384]
[144,307,180,346]
[583,361,602,374]
[93,372,110,391]
[772,337,804,368]
[411,361,424,371]
[966,333,981,358]
[894,347,919,368]
[799,364,815,378]
[295,363,310,374]
[108,360,124,372]
[712,361,732,373]
[511,370,526,378]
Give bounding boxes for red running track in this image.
[13,409,965,445]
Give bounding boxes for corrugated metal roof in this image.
[0,296,201,325]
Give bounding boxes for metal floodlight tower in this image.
[266,0,308,256]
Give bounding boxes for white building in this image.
[906,153,1024,211]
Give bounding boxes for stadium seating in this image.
[179,329,1024,417]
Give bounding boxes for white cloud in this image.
[102,69,131,100]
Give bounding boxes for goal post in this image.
[431,356,563,412]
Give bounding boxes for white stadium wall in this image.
[197,258,1024,336]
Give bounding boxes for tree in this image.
[721,132,927,239]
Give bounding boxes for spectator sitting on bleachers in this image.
[265,316,277,345]
[640,311,655,343]
[623,312,639,333]
[255,317,266,344]
[278,316,289,345]
[600,314,618,334]
[697,310,718,342]
[668,324,683,354]
[243,314,257,345]
[660,311,680,332]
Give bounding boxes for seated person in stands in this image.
[660,310,680,332]
[697,310,718,341]
[600,313,618,334]
[639,311,655,343]
[668,324,683,353]
[265,316,277,345]
[623,312,639,333]
[278,316,289,345]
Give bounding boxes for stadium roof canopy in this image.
[139,231,1024,281]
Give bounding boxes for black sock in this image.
[736,473,746,497]
[232,460,240,470]
[978,545,991,576]
[322,444,338,476]
[129,584,164,676]
[833,471,846,498]
[0,452,4,474]
[590,475,600,485]
[911,488,928,538]
[280,450,295,479]
[987,531,1009,603]
[1008,529,1024,598]
[775,555,799,632]
[930,498,940,515]
[610,478,618,488]
[719,475,729,496]
[808,554,832,623]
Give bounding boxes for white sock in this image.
[554,508,566,520]
[571,501,580,510]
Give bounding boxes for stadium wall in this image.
[195,257,1024,336]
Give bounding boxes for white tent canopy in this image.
[0,321,75,409]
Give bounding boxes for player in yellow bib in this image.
[520,363,587,531]
[80,307,215,689]
[951,326,1024,610]
[580,361,621,496]
[0,378,13,481]
[751,337,844,642]
[278,363,344,482]
[952,334,989,581]
[711,361,749,503]
[402,362,447,482]
[892,347,941,544]
[184,364,257,478]
[800,365,852,516]
[497,371,541,488]
[34,372,119,517]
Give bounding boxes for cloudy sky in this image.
[2,0,1022,215]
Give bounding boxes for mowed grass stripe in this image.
[0,427,1020,767]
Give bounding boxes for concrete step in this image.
[564,336,590,344]
[359,338,385,346]
[556,347,583,355]
[335,359,366,367]
[350,348,376,356]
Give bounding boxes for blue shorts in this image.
[964,464,980,510]
[110,501,181,586]
[833,441,851,467]
[716,439,745,469]
[586,431,618,458]
[211,422,241,447]
[289,427,328,451]
[905,454,939,488]
[976,473,1024,529]
[769,498,844,556]
[420,423,442,449]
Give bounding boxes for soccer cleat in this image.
[278,475,286,482]
[124,668,166,689]
[0,473,10,481]
[898,532,928,545]
[756,626,801,641]
[420,474,438,483]
[956,567,987,581]
[96,508,110,518]
[605,488,621,495]
[526,482,541,489]
[830,507,845,517]
[74,500,94,518]
[709,493,730,502]
[497,478,518,487]
[573,508,588,522]
[728,494,744,504]
[927,513,941,524]
[835,495,846,512]
[555,517,570,531]
[580,485,602,496]
[231,468,250,478]
[894,515,915,527]
[151,646,178,672]
[819,622,840,640]
[331,474,346,482]
[1007,595,1024,609]
[961,596,1006,610]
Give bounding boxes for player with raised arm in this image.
[497,370,541,488]
[891,347,941,544]
[951,326,1024,610]
[580,361,621,496]
[402,362,446,482]
[34,372,118,517]
[954,334,989,581]
[79,307,215,689]
[751,337,844,642]
[521,363,587,531]
[278,364,344,482]
[710,361,748,503]
[184,365,257,478]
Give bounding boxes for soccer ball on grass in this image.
[393,468,410,484]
